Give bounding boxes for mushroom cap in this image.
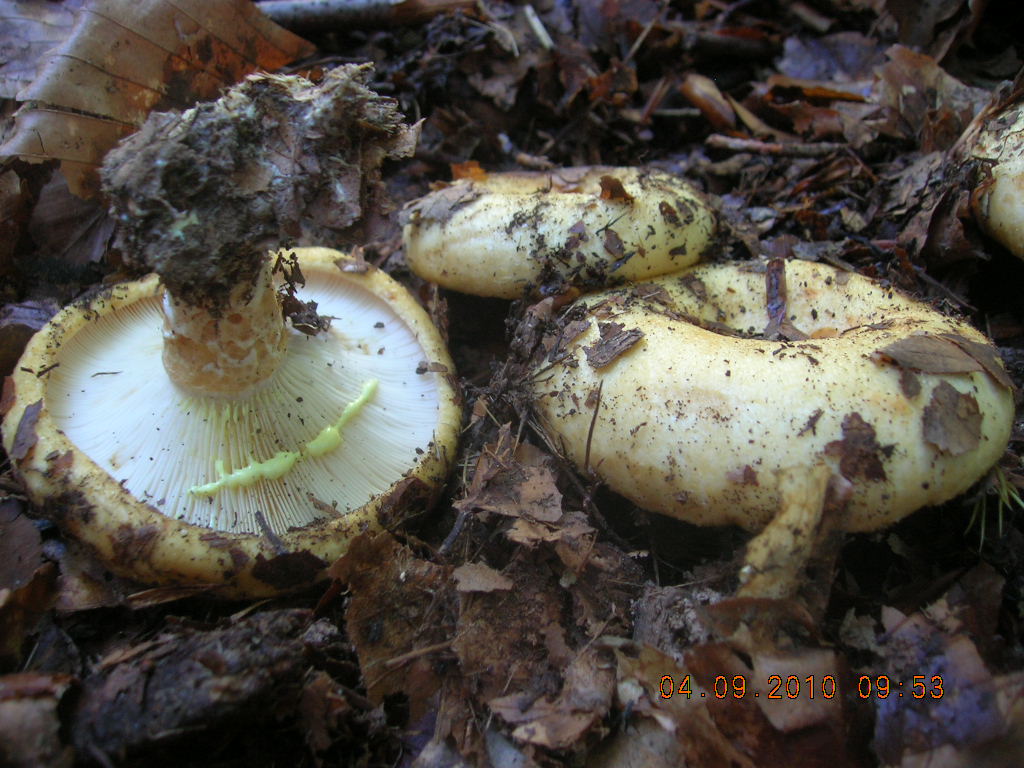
[401,166,716,299]
[1,247,462,596]
[529,259,1015,531]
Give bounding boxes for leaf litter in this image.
[1,0,1024,766]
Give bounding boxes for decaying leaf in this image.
[0,0,314,196]
[453,562,513,593]
[329,533,454,723]
[0,1,82,99]
[9,399,41,462]
[876,332,1015,392]
[598,174,633,202]
[489,646,614,750]
[0,672,76,768]
[922,380,982,455]
[0,498,44,594]
[454,427,564,524]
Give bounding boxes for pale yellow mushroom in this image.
[401,166,716,299]
[971,101,1024,259]
[1,248,462,596]
[528,259,1015,532]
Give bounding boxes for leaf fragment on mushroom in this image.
[922,381,982,456]
[583,322,643,368]
[9,399,41,461]
[598,175,633,202]
[876,334,984,375]
[824,412,889,482]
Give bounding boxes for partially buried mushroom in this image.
[1,66,462,596]
[971,99,1024,259]
[1,247,461,595]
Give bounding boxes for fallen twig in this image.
[258,0,475,31]
[706,133,848,157]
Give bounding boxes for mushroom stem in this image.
[161,259,287,397]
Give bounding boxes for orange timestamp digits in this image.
[658,674,945,700]
[659,674,839,700]
[857,675,944,699]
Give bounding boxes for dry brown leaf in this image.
[489,646,614,750]
[876,333,1014,392]
[0,560,57,669]
[873,45,989,152]
[454,428,564,523]
[0,1,82,99]
[453,562,513,593]
[1,0,313,196]
[0,498,44,592]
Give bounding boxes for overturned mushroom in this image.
[528,260,1014,531]
[1,67,462,596]
[1,248,461,595]
[401,166,716,299]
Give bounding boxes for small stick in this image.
[259,0,475,30]
[706,133,848,157]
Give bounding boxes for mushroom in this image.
[971,101,1024,259]
[1,67,462,596]
[1,247,461,596]
[400,168,1015,536]
[401,166,716,299]
[528,259,1015,532]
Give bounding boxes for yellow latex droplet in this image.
[189,379,378,495]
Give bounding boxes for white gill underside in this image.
[46,271,443,535]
